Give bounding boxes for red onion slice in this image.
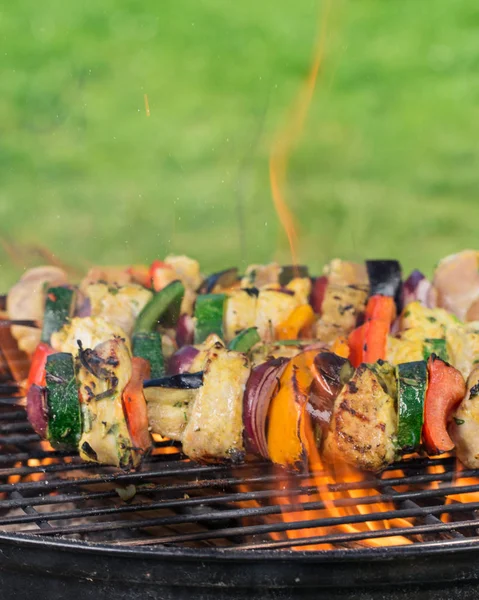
[403,270,435,308]
[310,276,328,314]
[26,384,48,438]
[243,357,289,458]
[167,345,199,375]
[176,313,195,347]
[308,352,353,436]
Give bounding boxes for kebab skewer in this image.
[10,251,479,472]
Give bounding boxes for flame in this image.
[269,0,332,265]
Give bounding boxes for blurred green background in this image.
[1,0,479,288]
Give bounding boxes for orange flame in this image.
[269,0,332,265]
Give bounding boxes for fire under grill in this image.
[3,395,479,599]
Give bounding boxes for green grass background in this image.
[1,0,479,288]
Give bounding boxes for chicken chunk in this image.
[51,316,130,356]
[85,283,152,336]
[322,364,397,472]
[433,250,479,321]
[450,366,479,468]
[182,346,250,462]
[224,289,258,342]
[315,284,368,343]
[7,266,68,354]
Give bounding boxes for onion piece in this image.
[176,313,195,347]
[403,270,436,308]
[167,345,199,375]
[309,276,328,314]
[26,384,48,438]
[308,352,353,437]
[243,357,289,458]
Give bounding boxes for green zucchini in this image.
[132,331,164,378]
[134,280,185,334]
[45,352,82,450]
[423,338,448,362]
[41,286,76,344]
[228,327,260,353]
[194,293,226,344]
[396,360,428,453]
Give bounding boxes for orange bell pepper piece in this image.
[267,349,319,467]
[330,336,350,359]
[276,305,316,340]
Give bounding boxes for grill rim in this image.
[3,530,479,561]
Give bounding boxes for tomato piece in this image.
[309,276,328,314]
[128,265,151,288]
[423,355,466,455]
[122,357,152,455]
[27,342,55,389]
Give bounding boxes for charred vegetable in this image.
[132,331,164,378]
[45,352,82,449]
[243,357,289,457]
[134,280,185,334]
[279,265,309,286]
[396,361,428,453]
[194,293,226,344]
[199,267,238,294]
[366,260,402,313]
[228,327,261,353]
[41,286,77,344]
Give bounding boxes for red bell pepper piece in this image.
[347,295,396,367]
[310,276,328,314]
[26,342,55,389]
[122,357,152,456]
[423,355,466,455]
[149,260,175,292]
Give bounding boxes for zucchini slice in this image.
[228,327,260,353]
[45,352,81,450]
[132,331,164,378]
[134,280,185,334]
[194,293,226,343]
[396,360,428,453]
[41,286,76,344]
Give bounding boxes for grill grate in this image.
[1,395,479,553]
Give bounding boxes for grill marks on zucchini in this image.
[396,361,428,453]
[45,352,81,449]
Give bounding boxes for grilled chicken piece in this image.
[315,284,368,343]
[86,283,152,336]
[77,338,141,468]
[433,250,479,321]
[324,259,368,287]
[182,346,250,462]
[322,363,397,472]
[450,366,479,468]
[285,277,312,306]
[7,266,68,354]
[51,316,130,356]
[224,289,258,342]
[146,387,198,440]
[79,266,133,294]
[255,289,301,342]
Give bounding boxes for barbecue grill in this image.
[2,394,479,599]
